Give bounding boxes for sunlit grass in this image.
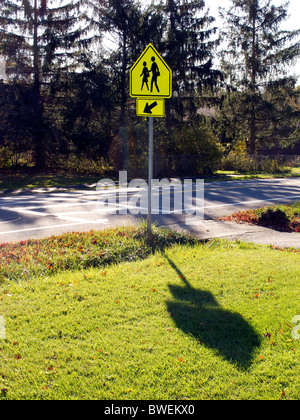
[0,230,300,400]
[0,225,197,283]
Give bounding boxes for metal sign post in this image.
[147,117,154,235]
[0,56,6,81]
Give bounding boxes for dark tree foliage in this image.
[219,0,300,154]
[0,0,299,173]
[163,0,223,127]
[0,0,90,168]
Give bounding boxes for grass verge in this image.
[207,168,300,182]
[0,227,299,399]
[0,171,102,192]
[0,226,196,284]
[1,168,300,193]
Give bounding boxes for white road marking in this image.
[0,199,101,225]
[0,207,51,217]
[201,194,300,210]
[0,200,95,211]
[0,188,299,237]
[0,218,20,224]
[54,211,94,216]
[0,200,51,206]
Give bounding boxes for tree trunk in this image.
[120,30,128,172]
[250,107,256,155]
[249,8,257,156]
[32,0,46,169]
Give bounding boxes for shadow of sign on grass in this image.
[165,256,261,370]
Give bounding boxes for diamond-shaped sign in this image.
[130,44,172,98]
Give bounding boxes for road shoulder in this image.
[167,219,300,250]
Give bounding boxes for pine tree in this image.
[163,0,223,126]
[0,0,90,168]
[219,0,300,154]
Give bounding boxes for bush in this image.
[0,145,11,169]
[48,154,114,175]
[168,125,224,176]
[257,207,290,226]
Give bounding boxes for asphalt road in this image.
[0,177,300,244]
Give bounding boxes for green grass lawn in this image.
[0,227,300,400]
[0,171,102,192]
[213,167,300,182]
[1,167,300,193]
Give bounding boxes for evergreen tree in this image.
[219,0,300,154]
[0,0,90,168]
[217,78,300,153]
[163,0,223,127]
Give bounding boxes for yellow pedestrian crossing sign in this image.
[130,44,172,98]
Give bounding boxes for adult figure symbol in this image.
[150,56,160,93]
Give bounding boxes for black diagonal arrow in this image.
[143,101,158,114]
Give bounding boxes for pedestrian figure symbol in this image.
[150,56,160,93]
[140,58,160,93]
[140,61,150,91]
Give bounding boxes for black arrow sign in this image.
[143,101,158,114]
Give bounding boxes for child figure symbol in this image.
[140,61,150,91]
[140,57,160,93]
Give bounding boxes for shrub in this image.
[171,125,224,176]
[257,207,290,226]
[0,145,11,169]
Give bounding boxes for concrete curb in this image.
[166,219,300,250]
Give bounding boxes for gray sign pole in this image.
[147,116,154,235]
